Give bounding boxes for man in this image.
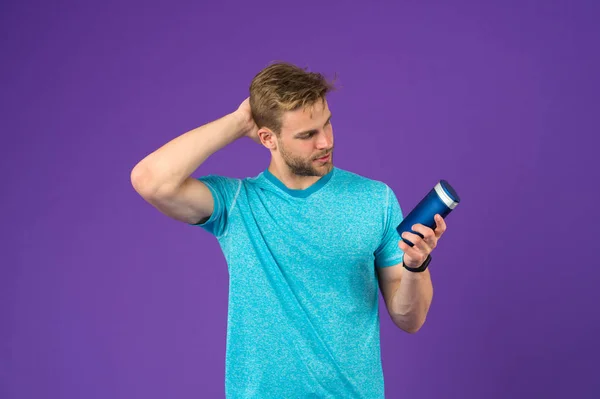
[130,62,447,398]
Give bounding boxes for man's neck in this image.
[267,162,321,190]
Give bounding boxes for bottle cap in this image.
[435,180,460,209]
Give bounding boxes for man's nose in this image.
[316,130,333,149]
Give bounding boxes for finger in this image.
[401,231,431,254]
[398,240,427,265]
[434,214,447,238]
[411,223,437,248]
[398,239,420,258]
[400,231,420,247]
[411,235,432,255]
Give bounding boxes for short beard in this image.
[278,139,333,177]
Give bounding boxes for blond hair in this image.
[249,61,337,135]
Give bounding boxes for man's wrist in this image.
[230,110,254,138]
[402,254,431,273]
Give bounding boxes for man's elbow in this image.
[401,324,424,334]
[394,316,427,334]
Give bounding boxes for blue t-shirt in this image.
[193,166,405,398]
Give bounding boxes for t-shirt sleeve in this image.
[374,184,405,268]
[189,174,242,237]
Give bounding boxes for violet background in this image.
[2,0,599,398]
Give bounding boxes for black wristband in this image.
[403,254,432,273]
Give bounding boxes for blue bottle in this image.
[396,180,461,246]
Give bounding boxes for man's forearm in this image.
[390,267,433,333]
[131,111,248,196]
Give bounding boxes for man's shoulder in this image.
[197,172,255,186]
[333,167,390,193]
[197,174,243,186]
[195,174,245,199]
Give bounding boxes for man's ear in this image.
[258,128,278,150]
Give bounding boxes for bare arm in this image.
[378,216,444,333]
[377,264,433,333]
[130,98,258,224]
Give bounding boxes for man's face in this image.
[276,98,334,177]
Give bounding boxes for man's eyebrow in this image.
[293,113,332,138]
